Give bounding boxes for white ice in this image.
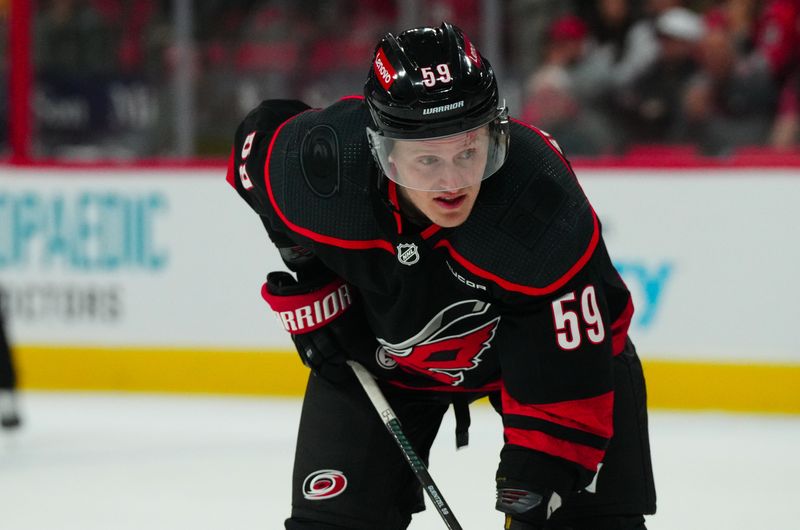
[1,392,798,530]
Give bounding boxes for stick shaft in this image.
[348,361,463,530]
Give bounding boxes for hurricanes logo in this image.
[376,346,398,369]
[302,469,348,500]
[378,300,500,386]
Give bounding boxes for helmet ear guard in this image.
[364,22,509,191]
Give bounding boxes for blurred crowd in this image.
[1,0,798,158]
[519,0,800,156]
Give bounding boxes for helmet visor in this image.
[367,110,509,192]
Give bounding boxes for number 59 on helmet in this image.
[364,22,510,192]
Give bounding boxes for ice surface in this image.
[1,392,798,530]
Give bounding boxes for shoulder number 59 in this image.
[551,286,605,350]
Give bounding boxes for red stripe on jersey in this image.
[264,113,396,254]
[225,147,236,188]
[511,118,572,172]
[386,379,502,393]
[421,224,442,239]
[501,386,614,439]
[387,180,403,234]
[611,297,634,356]
[338,95,365,101]
[505,429,605,472]
[388,182,442,239]
[433,209,599,296]
[388,181,443,239]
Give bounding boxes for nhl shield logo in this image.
[396,243,419,266]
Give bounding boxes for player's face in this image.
[387,127,490,192]
[388,128,488,227]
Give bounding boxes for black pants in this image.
[0,312,16,390]
[285,345,655,529]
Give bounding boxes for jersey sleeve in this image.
[494,247,632,498]
[225,99,311,246]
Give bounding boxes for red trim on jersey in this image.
[433,209,599,296]
[387,180,404,234]
[501,386,614,439]
[421,224,442,239]
[225,148,236,188]
[611,297,634,356]
[386,379,502,393]
[511,118,572,172]
[505,430,605,471]
[338,95,365,101]
[264,113,396,254]
[387,181,442,238]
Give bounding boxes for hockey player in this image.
[226,22,656,530]
[0,302,21,430]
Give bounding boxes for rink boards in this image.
[1,164,798,412]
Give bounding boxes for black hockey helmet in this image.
[365,22,509,191]
[365,21,505,139]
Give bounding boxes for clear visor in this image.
[367,110,509,192]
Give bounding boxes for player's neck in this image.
[396,187,432,229]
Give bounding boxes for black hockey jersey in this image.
[226,96,635,495]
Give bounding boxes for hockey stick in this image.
[348,360,464,530]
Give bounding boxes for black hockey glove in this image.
[262,271,369,384]
[496,488,559,529]
[496,447,571,529]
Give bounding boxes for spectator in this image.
[769,72,800,147]
[572,0,656,102]
[520,15,616,155]
[521,64,616,155]
[704,0,799,81]
[704,0,761,52]
[698,0,799,151]
[754,0,800,148]
[542,13,591,68]
[752,0,799,83]
[34,0,118,76]
[506,0,567,76]
[614,0,694,87]
[680,23,778,154]
[613,7,706,144]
